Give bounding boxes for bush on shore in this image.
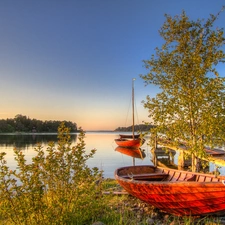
[0,123,104,224]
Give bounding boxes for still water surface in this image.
[0,132,224,178]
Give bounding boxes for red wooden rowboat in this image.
[115,138,143,148]
[115,165,225,216]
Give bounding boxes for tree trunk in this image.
[191,153,199,172]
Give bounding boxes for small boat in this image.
[115,146,146,159]
[115,137,144,148]
[115,165,225,216]
[115,79,144,148]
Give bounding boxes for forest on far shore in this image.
[114,124,154,132]
[0,114,154,133]
[0,114,78,133]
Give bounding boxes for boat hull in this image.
[115,165,225,216]
[115,138,144,148]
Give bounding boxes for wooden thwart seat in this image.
[121,173,169,181]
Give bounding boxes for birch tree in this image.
[141,8,225,172]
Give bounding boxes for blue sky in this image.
[0,0,224,130]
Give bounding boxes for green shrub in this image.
[0,123,103,225]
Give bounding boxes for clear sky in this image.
[0,0,224,131]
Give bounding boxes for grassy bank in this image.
[0,123,223,224]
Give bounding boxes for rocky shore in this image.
[92,194,225,224]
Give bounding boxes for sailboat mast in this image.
[132,78,136,139]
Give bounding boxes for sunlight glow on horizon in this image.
[0,1,224,130]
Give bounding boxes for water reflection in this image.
[0,134,77,150]
[115,147,146,159]
[0,132,224,178]
[151,147,176,168]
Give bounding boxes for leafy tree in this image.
[141,8,225,171]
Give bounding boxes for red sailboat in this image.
[115,78,144,148]
[115,165,225,216]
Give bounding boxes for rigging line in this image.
[124,94,132,128]
[133,78,141,133]
[124,82,141,131]
[134,97,140,127]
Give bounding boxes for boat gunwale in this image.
[114,165,225,185]
[115,138,142,141]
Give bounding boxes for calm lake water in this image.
[0,132,224,178]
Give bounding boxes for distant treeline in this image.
[0,114,78,133]
[114,124,155,132]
